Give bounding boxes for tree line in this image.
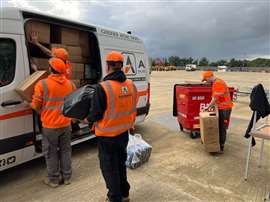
[151,57,270,67]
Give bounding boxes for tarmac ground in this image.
[0,70,269,202]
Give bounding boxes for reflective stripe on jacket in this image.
[31,74,75,128]
[95,79,137,137]
[212,78,233,110]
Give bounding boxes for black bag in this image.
[62,84,95,120]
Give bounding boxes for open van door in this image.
[0,34,33,171]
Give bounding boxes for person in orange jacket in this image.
[85,51,137,202]
[30,32,82,134]
[202,70,233,153]
[30,32,72,79]
[31,58,75,188]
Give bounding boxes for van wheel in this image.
[190,131,200,139]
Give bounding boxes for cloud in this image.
[6,0,83,20]
[3,0,270,60]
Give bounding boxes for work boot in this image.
[43,178,59,188]
[122,196,130,202]
[218,145,225,154]
[217,150,224,154]
[64,179,71,185]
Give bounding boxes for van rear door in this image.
[0,34,33,170]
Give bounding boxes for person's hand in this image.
[129,127,135,135]
[81,118,89,124]
[31,63,38,71]
[30,31,39,44]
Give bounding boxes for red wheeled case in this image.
[173,83,234,138]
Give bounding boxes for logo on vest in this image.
[121,86,129,95]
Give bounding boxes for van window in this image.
[0,39,16,87]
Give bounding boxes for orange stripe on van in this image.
[137,89,148,97]
[0,109,33,121]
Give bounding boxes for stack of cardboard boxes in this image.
[16,21,93,101]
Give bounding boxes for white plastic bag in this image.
[126,134,152,169]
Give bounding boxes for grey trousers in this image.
[42,126,72,183]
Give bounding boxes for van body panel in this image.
[0,33,31,141]
[0,19,24,35]
[1,7,22,20]
[0,7,150,171]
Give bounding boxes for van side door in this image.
[0,34,33,169]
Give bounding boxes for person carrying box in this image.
[31,58,76,187]
[202,70,233,153]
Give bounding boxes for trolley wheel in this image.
[179,123,183,131]
[190,131,200,139]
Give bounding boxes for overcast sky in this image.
[2,0,270,61]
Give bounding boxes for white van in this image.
[185,64,197,71]
[0,7,150,171]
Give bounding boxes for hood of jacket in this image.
[103,70,127,83]
[48,74,67,84]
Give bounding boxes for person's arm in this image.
[85,84,107,123]
[31,80,44,112]
[205,97,218,111]
[30,58,38,72]
[30,32,52,57]
[204,82,219,111]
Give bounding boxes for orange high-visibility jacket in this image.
[65,62,72,80]
[212,78,233,110]
[95,79,137,137]
[31,74,75,128]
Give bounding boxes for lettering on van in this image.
[99,28,141,42]
[137,60,147,74]
[0,156,16,167]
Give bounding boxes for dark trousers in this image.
[218,109,232,150]
[97,132,130,202]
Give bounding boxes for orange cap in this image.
[49,57,66,74]
[52,48,69,61]
[202,71,214,81]
[106,51,124,63]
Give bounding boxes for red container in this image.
[173,83,234,138]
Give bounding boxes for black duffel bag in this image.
[62,84,95,120]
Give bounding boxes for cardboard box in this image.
[79,31,89,46]
[60,28,80,46]
[50,43,67,49]
[79,32,91,57]
[71,63,84,80]
[81,45,91,57]
[31,57,49,71]
[26,21,50,44]
[15,71,49,102]
[69,56,83,63]
[200,111,220,152]
[69,56,91,63]
[67,46,82,56]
